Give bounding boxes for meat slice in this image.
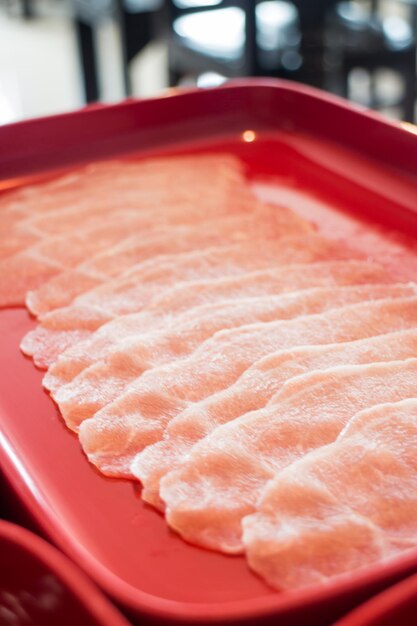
[243,398,417,590]
[43,260,390,393]
[135,327,417,509]
[1,212,170,308]
[19,168,252,233]
[1,154,246,217]
[20,184,252,239]
[1,154,245,219]
[4,154,253,244]
[21,233,356,368]
[3,197,286,309]
[0,154,249,257]
[52,284,412,431]
[77,296,417,480]
[25,204,312,315]
[160,359,417,554]
[0,225,40,261]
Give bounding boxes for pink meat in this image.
[0,154,248,257]
[1,154,245,218]
[0,225,40,261]
[21,233,357,368]
[43,260,390,393]
[160,359,417,554]
[1,212,176,308]
[3,197,283,309]
[135,326,417,510]
[26,204,312,315]
[77,296,417,480]
[4,154,249,246]
[21,183,253,239]
[243,398,417,590]
[52,284,411,431]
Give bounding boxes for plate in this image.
[1,80,417,625]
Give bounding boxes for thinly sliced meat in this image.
[243,398,417,590]
[127,259,390,318]
[0,227,40,261]
[21,184,253,239]
[135,327,417,509]
[6,154,249,240]
[0,212,32,236]
[1,212,165,307]
[77,296,417,481]
[3,195,281,308]
[52,284,412,431]
[160,359,417,554]
[0,154,248,256]
[43,260,391,393]
[26,204,312,315]
[1,154,245,217]
[22,233,357,368]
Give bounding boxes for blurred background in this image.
[0,0,416,124]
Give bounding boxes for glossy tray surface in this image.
[1,81,417,626]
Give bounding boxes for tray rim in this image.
[0,519,131,626]
[1,78,417,624]
[1,78,417,184]
[334,571,417,626]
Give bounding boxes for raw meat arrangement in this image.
[2,152,417,592]
[243,398,417,589]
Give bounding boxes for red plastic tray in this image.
[1,80,417,626]
[334,573,417,626]
[0,520,132,626]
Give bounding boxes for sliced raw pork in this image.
[0,225,40,261]
[1,213,183,308]
[43,260,390,392]
[53,284,411,430]
[0,154,248,256]
[20,183,252,239]
[1,154,245,219]
[160,359,417,553]
[135,326,417,509]
[22,233,356,368]
[3,197,290,308]
[26,204,312,315]
[77,296,417,480]
[243,398,417,590]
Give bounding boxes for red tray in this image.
[1,80,417,626]
[333,573,417,626]
[0,520,132,626]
